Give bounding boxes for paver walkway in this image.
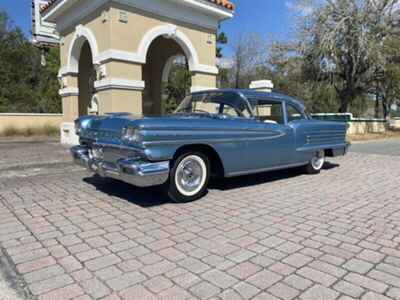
[0,139,399,299]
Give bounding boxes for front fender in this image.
[142,140,246,176]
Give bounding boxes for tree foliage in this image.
[0,10,61,113]
[301,0,400,113]
[222,0,400,117]
[163,60,191,114]
[229,33,268,89]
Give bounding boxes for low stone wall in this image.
[311,113,387,135]
[347,119,387,135]
[390,118,400,130]
[0,113,63,133]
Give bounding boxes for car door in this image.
[244,99,296,173]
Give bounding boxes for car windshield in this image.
[174,92,252,118]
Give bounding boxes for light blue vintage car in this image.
[71,90,349,202]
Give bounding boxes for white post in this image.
[249,80,274,92]
[60,123,79,145]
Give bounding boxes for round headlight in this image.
[75,118,92,136]
[122,127,141,143]
[75,123,82,135]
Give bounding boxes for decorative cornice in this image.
[58,66,78,77]
[59,87,79,96]
[190,86,217,93]
[61,47,219,77]
[43,0,233,31]
[95,49,143,65]
[192,64,219,75]
[94,78,145,91]
[41,0,234,14]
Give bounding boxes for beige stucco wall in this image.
[62,96,79,122]
[108,4,216,66]
[64,75,78,90]
[0,114,63,133]
[105,61,143,80]
[97,90,143,115]
[60,4,111,65]
[191,73,217,88]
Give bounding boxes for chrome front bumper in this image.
[71,145,170,187]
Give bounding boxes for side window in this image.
[194,101,220,114]
[254,100,284,124]
[221,104,240,117]
[287,105,305,122]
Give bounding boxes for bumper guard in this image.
[71,145,170,187]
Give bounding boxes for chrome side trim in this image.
[226,162,308,177]
[304,130,346,134]
[297,143,348,153]
[143,132,286,147]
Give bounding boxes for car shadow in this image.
[83,175,170,207]
[83,162,339,207]
[209,162,339,191]
[322,161,340,170]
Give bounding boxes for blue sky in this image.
[0,0,297,54]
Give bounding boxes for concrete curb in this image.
[0,248,35,300]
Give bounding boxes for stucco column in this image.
[94,61,144,116]
[190,72,217,93]
[59,74,80,144]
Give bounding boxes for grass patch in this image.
[0,124,60,137]
[2,126,19,137]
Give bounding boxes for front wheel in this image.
[304,150,325,174]
[167,152,210,203]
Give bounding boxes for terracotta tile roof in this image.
[39,0,57,13]
[207,0,235,10]
[40,0,235,13]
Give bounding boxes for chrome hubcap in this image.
[311,150,325,170]
[175,156,206,196]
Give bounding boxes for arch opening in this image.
[77,41,96,116]
[142,36,191,116]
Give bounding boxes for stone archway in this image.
[78,41,96,116]
[43,1,235,144]
[59,25,98,118]
[67,25,99,74]
[65,26,98,117]
[142,36,190,116]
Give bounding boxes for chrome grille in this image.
[81,129,121,141]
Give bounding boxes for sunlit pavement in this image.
[350,138,400,157]
[0,139,399,300]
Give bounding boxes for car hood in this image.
[79,113,248,131]
[76,113,253,143]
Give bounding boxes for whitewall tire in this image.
[304,150,325,174]
[167,152,210,203]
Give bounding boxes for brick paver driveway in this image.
[0,138,399,300]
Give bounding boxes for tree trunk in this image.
[338,93,350,113]
[338,86,353,113]
[382,97,389,119]
[374,97,380,118]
